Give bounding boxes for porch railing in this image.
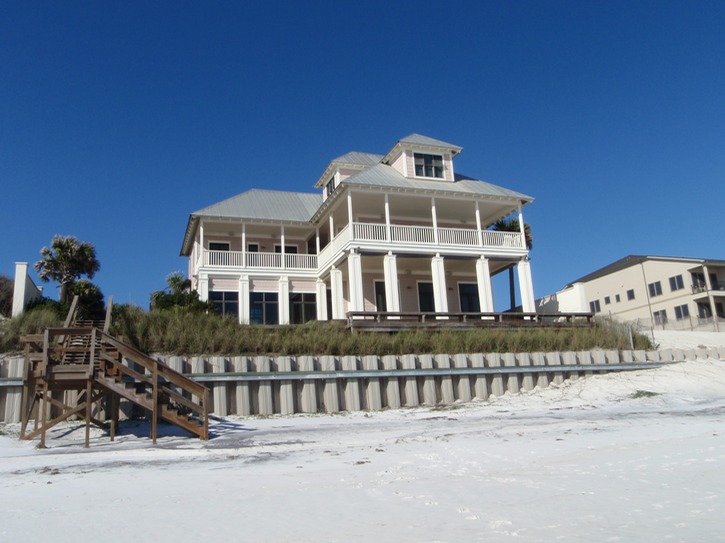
[201,222,524,272]
[353,221,524,249]
[204,250,318,270]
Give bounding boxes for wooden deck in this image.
[346,311,595,332]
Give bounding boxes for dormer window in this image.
[325,176,336,196]
[414,153,444,178]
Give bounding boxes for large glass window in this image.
[209,291,238,318]
[250,292,278,324]
[290,293,316,324]
[669,275,684,291]
[274,244,298,254]
[418,282,435,312]
[458,283,480,312]
[414,153,444,178]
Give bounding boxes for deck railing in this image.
[204,250,318,270]
[201,222,524,272]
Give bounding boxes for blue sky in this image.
[2,1,724,309]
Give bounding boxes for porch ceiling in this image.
[350,191,519,226]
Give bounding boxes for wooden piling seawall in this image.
[1,347,724,422]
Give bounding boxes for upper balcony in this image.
[196,221,525,275]
[319,221,525,270]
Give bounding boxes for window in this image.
[648,281,662,297]
[290,293,316,324]
[374,281,387,312]
[418,282,435,312]
[250,292,278,324]
[653,309,667,325]
[274,244,298,254]
[247,243,259,252]
[458,283,480,312]
[326,176,336,196]
[589,300,601,313]
[209,242,230,251]
[627,289,635,301]
[414,153,444,178]
[604,296,611,305]
[669,275,684,292]
[209,291,238,318]
[674,304,690,320]
[615,294,621,303]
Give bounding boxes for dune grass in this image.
[1,304,651,356]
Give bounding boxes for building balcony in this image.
[319,222,525,270]
[202,250,318,271]
[196,222,525,275]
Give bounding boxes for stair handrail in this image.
[95,330,209,438]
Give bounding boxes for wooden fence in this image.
[2,346,724,423]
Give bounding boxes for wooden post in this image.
[85,379,92,448]
[39,383,48,448]
[151,364,158,444]
[110,393,119,441]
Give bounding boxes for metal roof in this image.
[339,163,533,201]
[564,254,725,287]
[330,151,383,167]
[191,188,320,222]
[398,133,462,152]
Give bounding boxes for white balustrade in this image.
[438,227,479,246]
[205,250,244,267]
[390,224,436,244]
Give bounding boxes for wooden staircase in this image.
[19,296,209,447]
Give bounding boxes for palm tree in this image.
[34,235,100,303]
[492,218,533,310]
[492,218,533,250]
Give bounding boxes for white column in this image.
[316,279,328,321]
[431,254,448,313]
[200,221,205,265]
[198,273,209,302]
[278,276,290,324]
[518,203,526,249]
[329,215,334,241]
[517,259,535,313]
[383,252,401,312]
[347,192,354,226]
[475,202,483,247]
[384,193,391,242]
[315,228,320,255]
[242,224,247,268]
[239,275,250,324]
[703,265,720,332]
[431,197,439,244]
[330,267,344,319]
[280,225,286,269]
[347,252,364,312]
[475,257,495,312]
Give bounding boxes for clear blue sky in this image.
[2,1,724,308]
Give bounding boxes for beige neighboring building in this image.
[537,255,725,331]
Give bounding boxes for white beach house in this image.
[180,134,535,324]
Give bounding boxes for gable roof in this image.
[398,133,462,152]
[330,151,383,167]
